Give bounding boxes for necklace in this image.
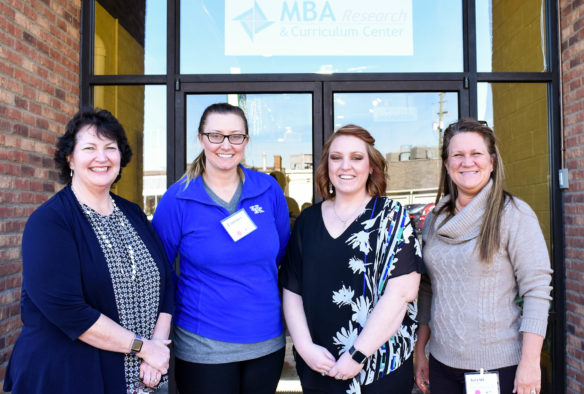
[73,187,138,281]
[71,185,114,216]
[331,197,369,228]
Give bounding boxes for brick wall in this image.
[0,0,80,383]
[560,1,584,392]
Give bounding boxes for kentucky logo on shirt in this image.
[249,205,264,214]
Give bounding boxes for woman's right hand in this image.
[298,342,337,376]
[137,338,172,374]
[414,344,430,393]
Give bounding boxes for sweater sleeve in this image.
[22,206,101,340]
[506,200,553,337]
[417,211,435,325]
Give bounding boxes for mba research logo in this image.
[233,1,274,41]
[225,0,413,56]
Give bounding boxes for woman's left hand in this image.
[327,351,363,381]
[513,356,541,394]
[140,361,162,388]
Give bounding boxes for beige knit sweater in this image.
[418,180,553,370]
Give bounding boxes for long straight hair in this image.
[183,103,248,185]
[434,118,512,263]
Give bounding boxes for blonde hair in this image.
[183,103,248,185]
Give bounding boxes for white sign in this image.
[225,0,413,56]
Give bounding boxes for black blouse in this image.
[281,197,424,393]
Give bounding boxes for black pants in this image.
[429,354,518,394]
[174,347,285,394]
[302,356,414,394]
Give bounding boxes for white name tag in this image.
[464,370,500,394]
[220,208,257,242]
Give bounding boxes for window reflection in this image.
[180,1,462,74]
[94,0,167,75]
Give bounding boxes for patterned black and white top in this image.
[79,198,165,394]
[281,197,424,394]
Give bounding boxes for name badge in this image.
[464,369,500,394]
[221,208,257,242]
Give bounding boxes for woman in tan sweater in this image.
[414,119,552,394]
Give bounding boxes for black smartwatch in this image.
[349,345,367,364]
[130,334,143,355]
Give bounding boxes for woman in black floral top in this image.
[281,125,424,394]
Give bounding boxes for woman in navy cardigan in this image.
[4,108,174,394]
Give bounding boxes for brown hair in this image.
[55,107,132,184]
[315,124,387,199]
[183,103,248,185]
[434,118,512,263]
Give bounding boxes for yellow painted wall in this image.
[94,3,145,75]
[492,0,546,72]
[492,83,550,245]
[491,0,550,248]
[94,3,145,207]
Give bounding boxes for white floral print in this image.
[333,321,359,354]
[346,230,372,254]
[332,284,355,306]
[351,296,371,326]
[348,257,366,274]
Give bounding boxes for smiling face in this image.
[444,131,494,199]
[199,112,248,175]
[328,135,372,198]
[68,125,121,192]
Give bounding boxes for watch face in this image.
[131,338,143,353]
[350,346,367,364]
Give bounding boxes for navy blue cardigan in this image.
[4,185,174,394]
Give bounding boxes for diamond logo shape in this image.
[233,1,273,41]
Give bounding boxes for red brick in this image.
[5,276,21,291]
[0,263,21,277]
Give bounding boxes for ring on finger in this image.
[531,390,536,394]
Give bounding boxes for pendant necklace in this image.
[332,197,369,228]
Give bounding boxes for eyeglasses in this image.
[201,132,248,145]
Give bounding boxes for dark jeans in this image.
[303,356,414,394]
[429,354,517,394]
[174,347,285,394]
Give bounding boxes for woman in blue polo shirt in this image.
[152,103,290,394]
